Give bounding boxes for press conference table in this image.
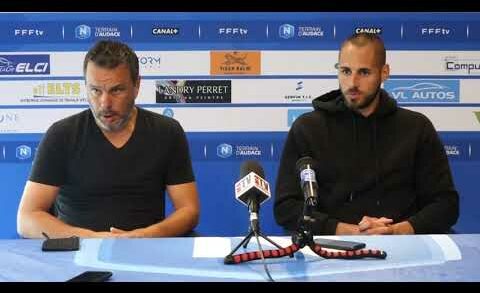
[0,234,479,282]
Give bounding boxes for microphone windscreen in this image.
[239,160,265,179]
[296,156,315,173]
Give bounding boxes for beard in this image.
[343,84,381,112]
[90,101,135,132]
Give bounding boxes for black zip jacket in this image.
[274,89,459,235]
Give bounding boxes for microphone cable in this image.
[251,221,275,282]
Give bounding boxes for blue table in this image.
[0,234,478,282]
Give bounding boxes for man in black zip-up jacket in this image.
[274,33,459,235]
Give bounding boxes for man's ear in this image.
[381,64,390,83]
[133,76,141,99]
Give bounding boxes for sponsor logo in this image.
[474,111,480,124]
[0,112,19,124]
[94,26,121,38]
[75,25,91,39]
[162,108,174,118]
[216,143,264,159]
[20,82,84,103]
[355,27,382,34]
[0,112,20,133]
[444,145,461,157]
[75,24,121,39]
[152,27,179,36]
[279,24,325,39]
[210,51,261,75]
[444,56,480,74]
[0,55,50,75]
[156,80,231,103]
[298,26,324,38]
[138,54,161,70]
[284,81,314,103]
[384,80,459,103]
[16,145,31,160]
[420,26,451,36]
[218,27,248,35]
[234,145,262,157]
[14,28,44,36]
[217,143,233,158]
[279,24,295,39]
[287,109,310,127]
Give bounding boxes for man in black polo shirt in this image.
[17,40,200,238]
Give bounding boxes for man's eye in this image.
[359,70,371,76]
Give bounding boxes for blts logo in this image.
[0,55,50,75]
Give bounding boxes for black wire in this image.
[251,221,275,282]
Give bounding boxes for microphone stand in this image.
[224,196,387,265]
[224,201,291,264]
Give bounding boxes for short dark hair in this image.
[340,33,386,67]
[83,40,139,84]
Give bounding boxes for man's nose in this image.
[99,93,113,109]
[349,72,361,88]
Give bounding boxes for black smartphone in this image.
[42,236,80,251]
[314,238,366,251]
[66,271,113,282]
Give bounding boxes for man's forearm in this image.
[17,211,96,239]
[140,207,199,237]
[335,222,360,235]
[391,221,415,235]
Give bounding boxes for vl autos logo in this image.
[217,143,233,158]
[0,55,50,75]
[384,80,459,103]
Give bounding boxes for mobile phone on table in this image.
[314,238,366,251]
[66,271,112,282]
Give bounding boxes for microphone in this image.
[296,156,318,207]
[235,160,271,232]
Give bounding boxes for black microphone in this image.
[296,156,318,207]
[235,160,271,232]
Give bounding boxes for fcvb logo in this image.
[217,143,233,158]
[279,24,295,39]
[16,145,31,160]
[75,25,91,39]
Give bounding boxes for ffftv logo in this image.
[14,29,44,36]
[0,55,50,75]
